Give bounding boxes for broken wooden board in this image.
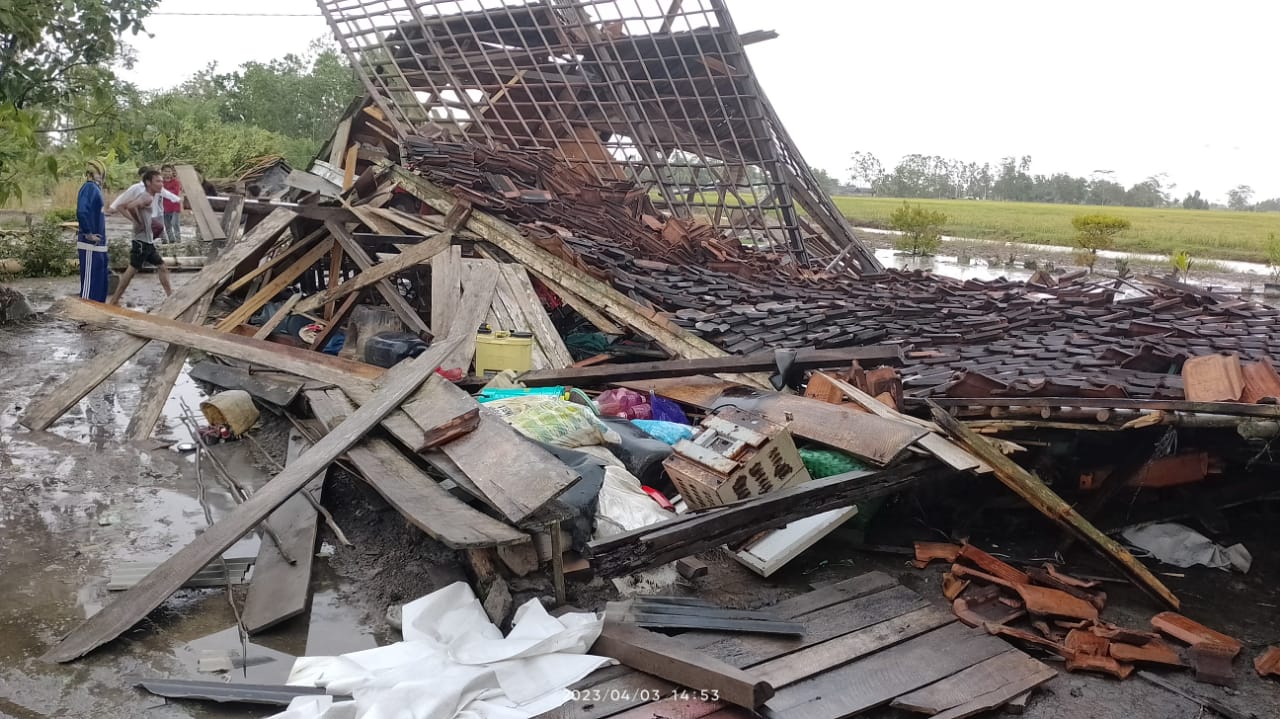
[499,263,573,369]
[592,623,775,708]
[41,336,461,662]
[218,238,336,330]
[126,291,216,440]
[890,649,1055,717]
[751,605,956,689]
[306,389,527,548]
[242,427,322,634]
[521,348,903,387]
[430,245,462,337]
[617,377,927,466]
[763,622,1013,719]
[442,258,501,372]
[22,208,296,431]
[929,402,1180,609]
[187,361,305,407]
[175,164,226,242]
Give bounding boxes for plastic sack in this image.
[596,388,651,420]
[648,392,689,424]
[631,419,695,446]
[486,396,621,448]
[800,447,867,479]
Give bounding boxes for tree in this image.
[0,0,159,202]
[847,150,883,190]
[1227,185,1254,211]
[1071,214,1130,271]
[889,201,948,256]
[810,166,840,194]
[1182,190,1210,210]
[1254,197,1280,212]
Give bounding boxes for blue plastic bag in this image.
[631,419,695,446]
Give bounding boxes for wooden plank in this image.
[764,622,1012,719]
[523,349,904,387]
[891,650,1053,714]
[413,400,578,524]
[175,164,226,242]
[242,428,322,634]
[293,232,452,315]
[329,118,352,168]
[252,294,301,340]
[326,221,430,335]
[441,259,500,371]
[592,623,775,708]
[324,243,344,320]
[343,144,358,190]
[920,664,1055,719]
[307,389,527,548]
[22,209,296,431]
[41,336,462,662]
[226,228,326,294]
[488,266,551,370]
[500,264,573,369]
[587,462,939,578]
[186,361,304,407]
[752,605,955,689]
[217,239,335,331]
[125,291,216,440]
[812,372,986,473]
[536,274,624,335]
[928,402,1180,609]
[308,292,359,351]
[52,298,384,390]
[431,245,462,336]
[617,377,926,466]
[615,612,804,636]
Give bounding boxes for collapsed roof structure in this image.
[317,0,881,273]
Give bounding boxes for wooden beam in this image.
[224,227,326,294]
[252,294,301,340]
[293,231,452,315]
[536,274,624,335]
[324,244,344,320]
[309,292,360,351]
[430,245,462,336]
[329,118,352,168]
[40,335,462,662]
[242,427,322,634]
[521,348,903,387]
[927,402,1179,609]
[216,238,335,332]
[175,164,227,242]
[343,144,359,191]
[587,461,940,577]
[52,298,383,389]
[500,265,574,369]
[326,221,431,335]
[21,208,296,431]
[592,623,774,709]
[306,389,527,548]
[208,196,354,223]
[125,291,216,440]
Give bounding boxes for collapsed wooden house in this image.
[19,0,1280,715]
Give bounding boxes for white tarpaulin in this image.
[1122,522,1252,573]
[270,582,613,719]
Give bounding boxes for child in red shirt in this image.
[160,164,183,244]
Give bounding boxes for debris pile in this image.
[12,1,1280,718]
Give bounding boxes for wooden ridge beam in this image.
[293,231,452,315]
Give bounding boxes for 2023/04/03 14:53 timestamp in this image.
[569,688,721,702]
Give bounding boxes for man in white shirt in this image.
[107,169,174,305]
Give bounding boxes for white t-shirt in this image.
[110,182,152,213]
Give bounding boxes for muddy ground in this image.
[1,274,1278,718]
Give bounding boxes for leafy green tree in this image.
[1071,214,1131,271]
[889,201,948,256]
[0,0,158,202]
[810,166,840,194]
[847,150,883,189]
[1227,185,1254,211]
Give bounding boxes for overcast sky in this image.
[122,0,1279,203]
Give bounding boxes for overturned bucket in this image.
[200,390,260,436]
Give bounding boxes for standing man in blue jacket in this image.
[75,159,109,302]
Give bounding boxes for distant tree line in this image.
[833,151,1280,211]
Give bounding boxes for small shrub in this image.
[44,208,77,224]
[1266,233,1280,282]
[1071,214,1131,272]
[17,220,76,277]
[1168,250,1192,281]
[1114,257,1131,279]
[889,201,948,257]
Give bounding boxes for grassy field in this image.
[832,196,1280,265]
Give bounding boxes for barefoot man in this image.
[107,169,173,305]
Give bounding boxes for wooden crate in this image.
[664,407,810,510]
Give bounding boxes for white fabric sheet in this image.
[271,582,613,719]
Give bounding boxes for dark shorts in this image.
[129,239,164,270]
